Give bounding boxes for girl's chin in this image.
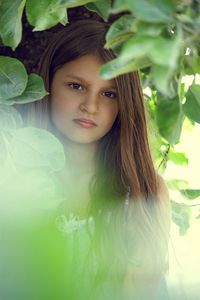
[60,134,99,146]
[49,124,104,145]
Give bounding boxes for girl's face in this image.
[50,54,119,145]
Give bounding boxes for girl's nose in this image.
[79,93,99,114]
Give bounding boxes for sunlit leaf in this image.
[1,169,64,210]
[180,189,200,200]
[57,0,96,8]
[118,35,155,63]
[156,95,184,145]
[10,127,65,171]
[99,56,151,79]
[149,36,181,68]
[0,105,23,179]
[6,74,48,105]
[0,132,8,171]
[0,105,23,130]
[168,151,188,166]
[26,0,68,31]
[0,0,25,50]
[184,50,200,74]
[133,21,165,37]
[171,200,191,235]
[112,0,174,23]
[117,31,181,69]
[0,56,27,101]
[183,85,200,123]
[194,14,200,30]
[167,179,189,190]
[152,65,176,97]
[86,0,112,22]
[105,17,182,96]
[105,14,134,52]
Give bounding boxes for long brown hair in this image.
[26,19,158,199]
[25,19,168,286]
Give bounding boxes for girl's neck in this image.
[50,123,97,175]
[56,139,97,218]
[62,139,97,177]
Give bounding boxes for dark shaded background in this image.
[0,6,112,74]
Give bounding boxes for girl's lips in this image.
[73,118,97,128]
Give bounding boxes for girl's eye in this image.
[102,91,117,99]
[68,83,83,90]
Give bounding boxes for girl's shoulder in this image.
[156,175,170,201]
[156,174,171,216]
[156,174,171,235]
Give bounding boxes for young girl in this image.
[25,19,170,300]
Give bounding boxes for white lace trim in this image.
[55,213,94,234]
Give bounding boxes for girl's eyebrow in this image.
[64,74,117,90]
[64,74,87,83]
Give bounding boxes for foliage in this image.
[0,104,66,216]
[0,56,47,104]
[0,0,200,234]
[183,84,200,122]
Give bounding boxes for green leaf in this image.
[0,0,26,50]
[133,21,165,37]
[182,85,200,123]
[154,0,177,12]
[105,15,134,51]
[26,0,68,31]
[18,170,64,210]
[148,36,181,68]
[119,35,156,63]
[56,0,96,8]
[152,65,176,97]
[115,33,181,96]
[0,132,8,169]
[194,14,200,29]
[0,169,64,212]
[123,26,182,96]
[86,0,112,22]
[0,105,23,179]
[168,150,188,165]
[6,74,48,105]
[156,95,184,145]
[0,105,23,130]
[4,170,64,209]
[184,54,200,75]
[99,56,151,79]
[10,127,65,171]
[118,31,182,67]
[112,0,174,23]
[0,56,28,101]
[167,179,189,190]
[171,201,191,235]
[180,189,200,200]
